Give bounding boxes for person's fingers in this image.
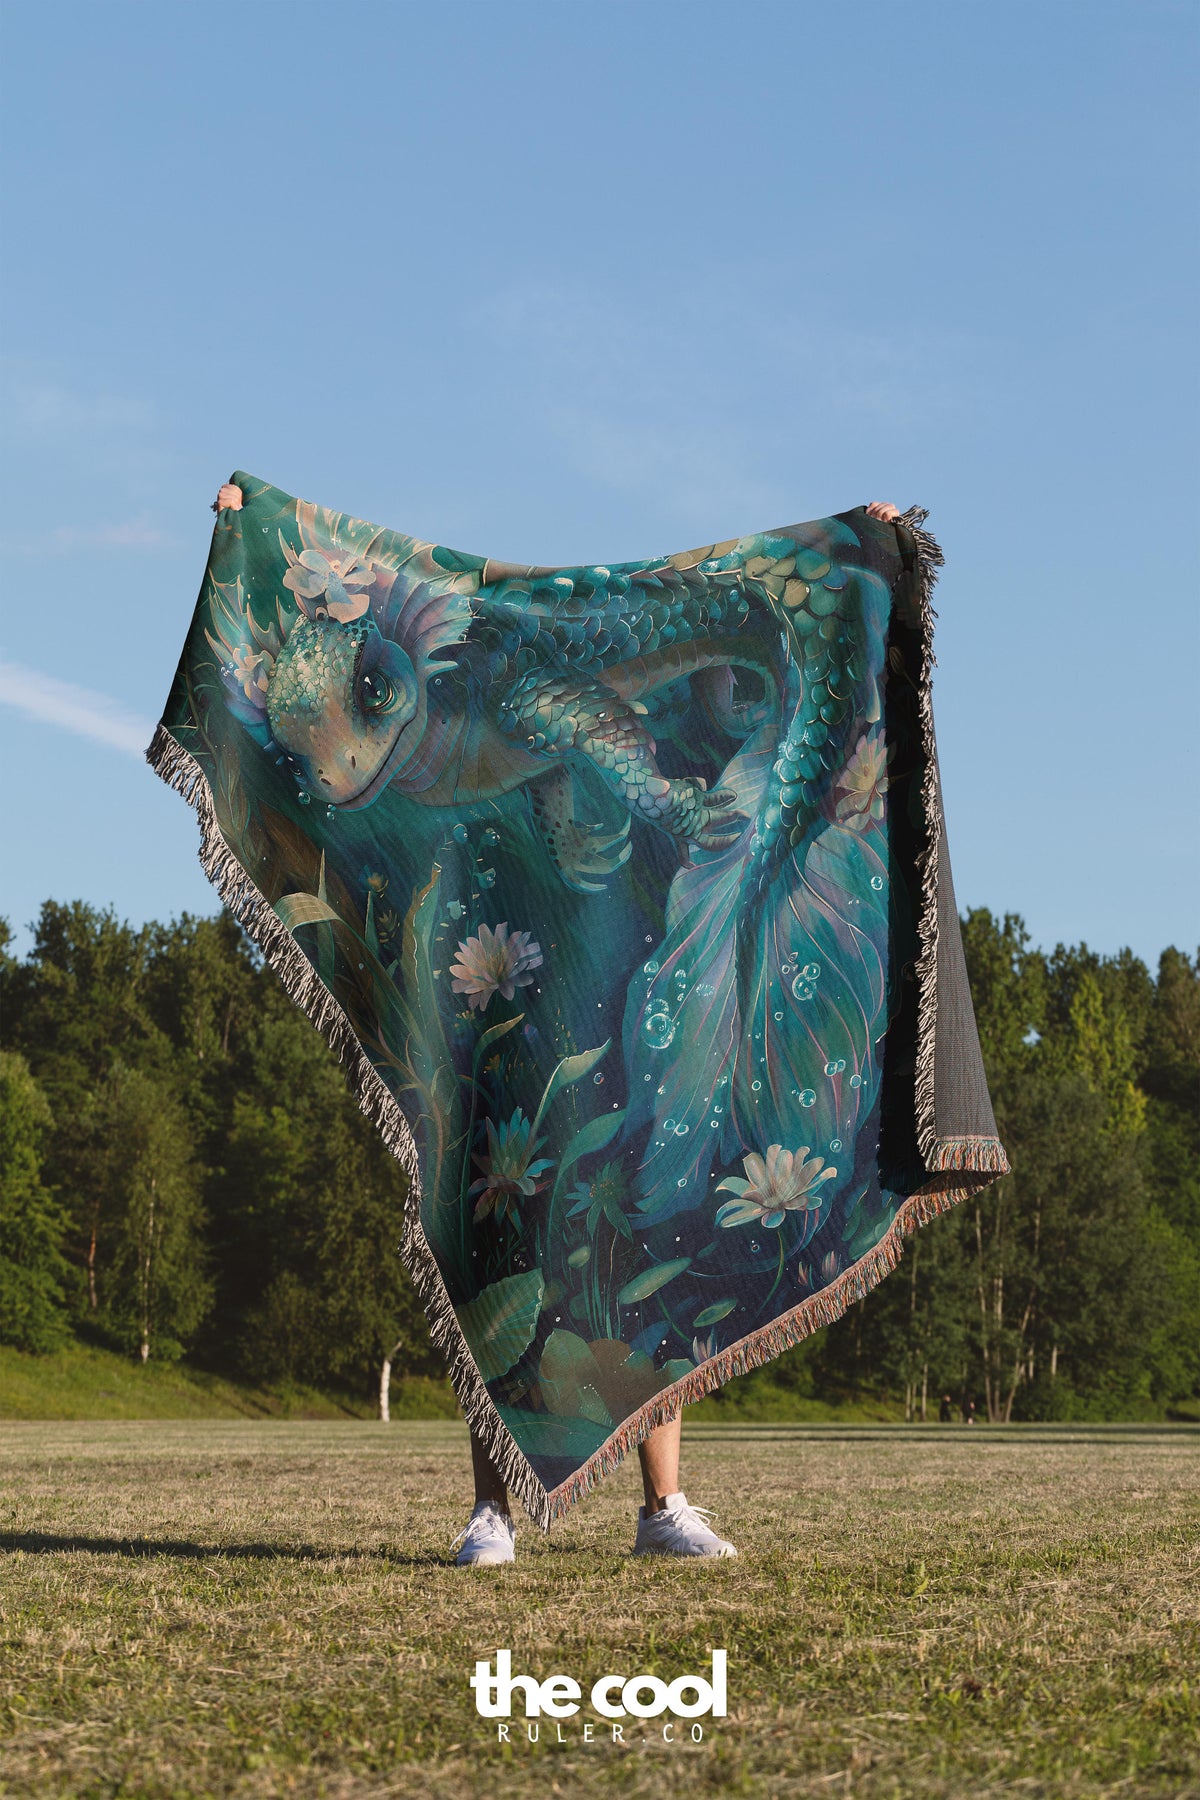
[215,483,244,511]
[865,501,899,521]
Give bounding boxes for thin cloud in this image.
[0,657,154,759]
[0,516,181,556]
[5,377,155,439]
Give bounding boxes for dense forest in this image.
[1,902,1196,1421]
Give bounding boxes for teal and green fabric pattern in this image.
[150,473,1006,1526]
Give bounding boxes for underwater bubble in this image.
[643,1013,676,1050]
[710,1119,719,1128]
[749,1240,761,1253]
[643,960,660,975]
[657,1085,666,1095]
[800,1089,816,1107]
[803,962,821,980]
[664,1118,677,1132]
[850,1073,862,1088]
[644,1073,652,1082]
[482,828,500,846]
[675,966,688,982]
[792,978,813,1001]
[824,1062,837,1076]
[593,1072,604,1085]
[781,963,794,977]
[674,1122,689,1136]
[830,1138,843,1152]
[677,1178,688,1188]
[713,1105,723,1115]
[478,868,496,888]
[835,1059,846,1073]
[452,824,469,843]
[645,935,654,943]
[751,1080,762,1092]
[870,875,884,891]
[297,792,311,806]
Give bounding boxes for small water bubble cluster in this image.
[642,1002,675,1051]
[824,1058,847,1076]
[791,959,821,1002]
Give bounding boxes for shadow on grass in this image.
[0,1531,451,1567]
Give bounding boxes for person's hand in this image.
[214,483,243,512]
[865,501,899,521]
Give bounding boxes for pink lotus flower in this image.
[449,921,543,1011]
[834,730,891,830]
[229,643,270,702]
[279,535,375,623]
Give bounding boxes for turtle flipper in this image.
[527,765,632,893]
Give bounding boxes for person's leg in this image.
[453,1429,516,1566]
[470,1427,510,1513]
[637,1412,681,1512]
[633,1411,737,1555]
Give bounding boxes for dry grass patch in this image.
[0,1422,1196,1798]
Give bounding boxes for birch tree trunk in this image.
[379,1338,405,1422]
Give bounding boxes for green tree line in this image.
[1,902,1196,1419]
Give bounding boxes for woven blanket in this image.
[149,472,1006,1526]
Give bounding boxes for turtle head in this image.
[266,614,420,804]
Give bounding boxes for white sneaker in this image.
[633,1492,738,1558]
[451,1501,515,1567]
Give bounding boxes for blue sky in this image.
[1,1,1196,965]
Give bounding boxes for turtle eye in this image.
[314,605,329,622]
[360,670,395,714]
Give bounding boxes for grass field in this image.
[0,1422,1196,1799]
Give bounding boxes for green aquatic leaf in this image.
[616,1257,691,1307]
[472,1013,524,1070]
[531,1041,612,1140]
[550,1107,626,1207]
[692,1299,738,1328]
[538,1330,613,1427]
[494,1406,610,1462]
[275,892,342,933]
[455,1270,544,1384]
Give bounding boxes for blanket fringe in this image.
[542,1175,982,1519]
[897,506,947,1169]
[146,722,559,1532]
[149,503,1001,1532]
